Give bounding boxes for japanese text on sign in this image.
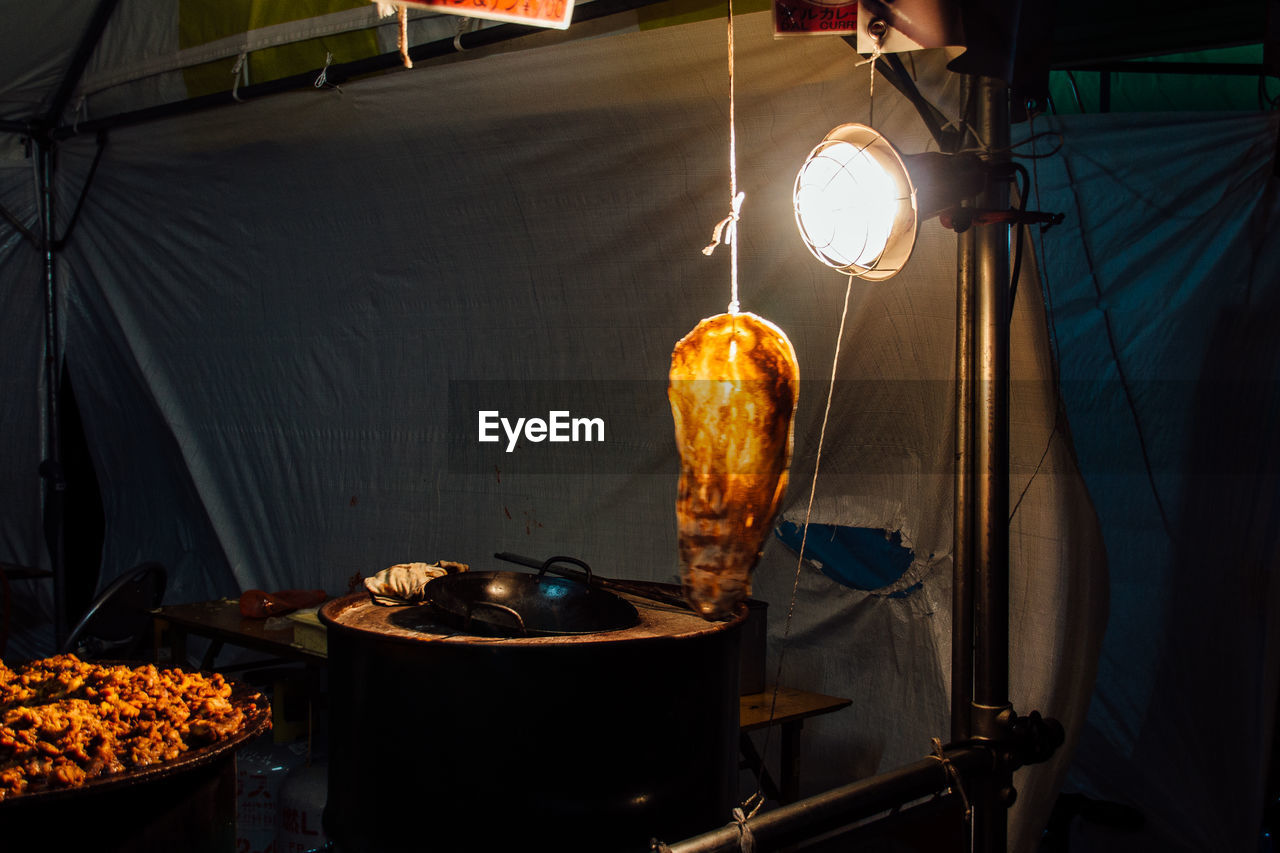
[771,0,857,36]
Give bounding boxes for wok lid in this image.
[423,556,639,637]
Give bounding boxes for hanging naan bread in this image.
[668,312,800,619]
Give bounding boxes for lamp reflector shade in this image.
[793,123,918,281]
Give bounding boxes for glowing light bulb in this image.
[795,140,896,268]
[793,124,918,281]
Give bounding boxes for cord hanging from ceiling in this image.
[700,0,743,314]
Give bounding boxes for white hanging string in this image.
[854,42,883,126]
[230,51,248,102]
[788,272,853,607]
[701,0,742,315]
[314,51,334,88]
[71,96,86,134]
[745,273,855,813]
[695,2,857,814]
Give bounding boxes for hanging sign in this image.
[771,0,857,37]
[395,0,574,31]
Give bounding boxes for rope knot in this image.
[930,737,973,824]
[314,52,334,89]
[230,52,248,102]
[702,191,745,256]
[731,806,757,853]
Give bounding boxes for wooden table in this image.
[154,600,328,743]
[739,686,852,804]
[154,599,326,671]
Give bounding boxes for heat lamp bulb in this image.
[794,140,897,269]
[793,124,918,281]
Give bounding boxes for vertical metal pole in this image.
[952,78,975,747]
[971,75,1011,853]
[38,138,68,649]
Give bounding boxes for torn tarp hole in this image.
[775,520,917,596]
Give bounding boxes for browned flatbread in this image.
[668,312,799,619]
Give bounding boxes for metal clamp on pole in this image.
[970,701,1014,742]
[963,703,1067,813]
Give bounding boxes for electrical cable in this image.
[1064,71,1087,113]
[750,273,855,810]
[1027,112,1063,379]
[0,202,38,248]
[878,52,961,152]
[1008,108,1063,525]
[1009,414,1059,523]
[1260,73,1280,110]
[53,130,108,250]
[1007,130,1064,159]
[1007,162,1030,320]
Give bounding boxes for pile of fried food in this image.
[0,654,254,800]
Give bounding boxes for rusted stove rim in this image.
[320,592,746,651]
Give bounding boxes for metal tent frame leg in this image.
[664,74,1064,853]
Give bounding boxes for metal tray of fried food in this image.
[0,664,270,808]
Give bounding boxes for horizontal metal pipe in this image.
[663,746,993,853]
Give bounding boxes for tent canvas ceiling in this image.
[1,3,1277,853]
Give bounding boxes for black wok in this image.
[423,555,640,637]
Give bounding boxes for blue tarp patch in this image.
[775,520,916,595]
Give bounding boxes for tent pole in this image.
[44,0,122,128]
[952,75,976,745]
[36,138,68,650]
[31,0,117,654]
[971,74,1012,853]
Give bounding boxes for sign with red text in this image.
[398,0,573,30]
[772,0,857,37]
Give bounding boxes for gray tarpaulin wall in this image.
[1024,110,1280,851]
[0,8,1276,853]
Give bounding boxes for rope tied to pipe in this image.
[731,806,757,853]
[930,736,973,823]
